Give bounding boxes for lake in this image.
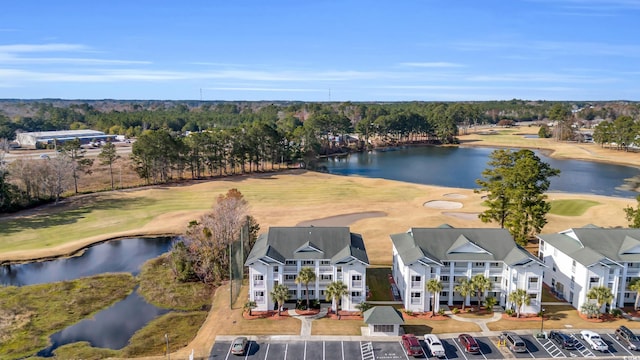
[321,146,639,198]
[0,237,174,356]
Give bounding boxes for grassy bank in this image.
[138,254,214,311]
[0,273,137,360]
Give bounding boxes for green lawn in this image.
[367,267,393,301]
[549,199,600,216]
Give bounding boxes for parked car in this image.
[458,334,480,354]
[616,326,640,351]
[580,330,609,352]
[423,334,446,358]
[502,332,527,353]
[549,330,576,349]
[401,334,424,357]
[231,337,248,355]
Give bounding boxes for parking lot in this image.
[210,331,640,359]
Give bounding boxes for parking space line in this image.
[341,341,345,360]
[360,341,374,360]
[284,343,288,360]
[534,337,566,358]
[245,342,253,360]
[224,342,232,360]
[263,343,270,360]
[453,340,469,360]
[323,341,325,360]
[304,341,307,360]
[400,341,411,360]
[605,333,635,356]
[569,334,595,357]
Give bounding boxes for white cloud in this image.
[0,43,88,53]
[398,62,465,68]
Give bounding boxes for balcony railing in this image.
[527,283,539,291]
[283,265,297,273]
[411,297,421,305]
[319,266,333,273]
[453,267,468,274]
[253,280,265,287]
[411,281,422,289]
[352,280,363,288]
[255,296,265,304]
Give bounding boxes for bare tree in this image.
[182,188,251,284]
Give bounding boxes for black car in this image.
[550,330,576,349]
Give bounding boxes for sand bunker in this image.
[423,200,463,209]
[296,211,387,227]
[443,212,480,221]
[443,193,468,199]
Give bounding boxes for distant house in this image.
[245,227,369,312]
[363,306,404,336]
[538,226,640,311]
[391,226,545,314]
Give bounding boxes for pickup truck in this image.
[580,330,609,352]
[424,334,446,358]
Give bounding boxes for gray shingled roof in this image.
[391,227,541,266]
[538,227,640,266]
[245,227,369,266]
[363,306,405,325]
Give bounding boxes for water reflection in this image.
[0,237,175,356]
[322,146,639,198]
[37,288,169,356]
[0,237,173,286]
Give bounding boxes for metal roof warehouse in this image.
[16,130,114,149]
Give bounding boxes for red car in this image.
[458,334,480,354]
[402,334,424,357]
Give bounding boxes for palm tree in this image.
[295,267,317,309]
[270,284,289,316]
[629,278,640,310]
[243,300,257,316]
[454,278,475,311]
[325,281,348,315]
[586,286,614,319]
[472,274,492,311]
[426,278,443,317]
[508,289,530,318]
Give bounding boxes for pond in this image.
[321,146,639,198]
[0,237,174,356]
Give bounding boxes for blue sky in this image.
[1,0,639,101]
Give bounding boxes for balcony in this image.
[319,266,333,273]
[255,296,265,304]
[453,267,468,274]
[283,265,298,273]
[411,281,422,289]
[253,280,265,287]
[352,280,363,288]
[527,283,540,291]
[410,297,422,305]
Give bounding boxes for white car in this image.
[581,330,609,352]
[424,334,446,358]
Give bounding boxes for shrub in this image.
[580,302,600,318]
[452,307,460,314]
[404,309,414,316]
[610,308,623,318]
[505,309,515,317]
[437,308,445,316]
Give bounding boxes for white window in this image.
[255,291,265,303]
[351,291,362,297]
[411,292,421,304]
[301,289,315,296]
[320,260,330,265]
[373,324,394,333]
[411,275,421,282]
[253,274,264,286]
[528,277,539,290]
[320,274,333,281]
[440,276,450,282]
[285,274,297,281]
[273,266,279,273]
[285,260,296,265]
[302,260,315,266]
